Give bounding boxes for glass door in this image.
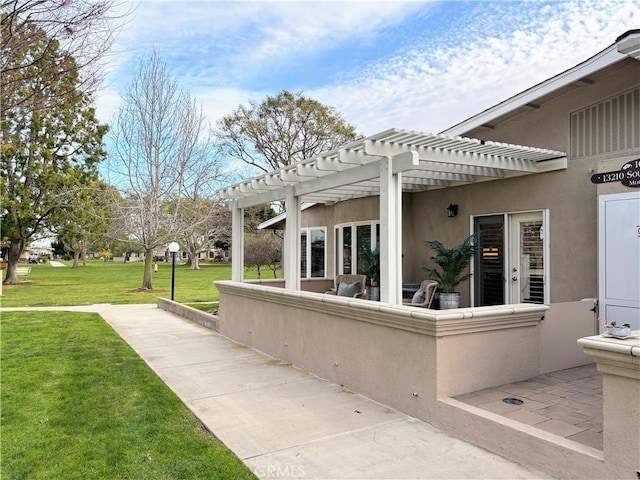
[509,212,545,304]
[474,211,547,306]
[474,215,505,306]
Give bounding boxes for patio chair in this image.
[403,280,438,308]
[325,274,367,298]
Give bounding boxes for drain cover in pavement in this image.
[502,397,524,405]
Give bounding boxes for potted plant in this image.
[422,233,479,309]
[359,244,380,301]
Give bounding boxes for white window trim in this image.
[301,226,327,279]
[334,221,380,275]
[470,209,550,306]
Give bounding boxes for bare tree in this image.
[179,199,231,270]
[1,0,128,116]
[244,233,282,279]
[107,51,223,290]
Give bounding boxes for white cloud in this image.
[309,0,640,134]
[97,0,640,140]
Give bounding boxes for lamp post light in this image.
[168,242,180,301]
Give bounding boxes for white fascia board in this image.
[617,30,640,59]
[257,203,316,230]
[443,44,624,136]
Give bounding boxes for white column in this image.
[231,200,244,282]
[284,188,301,290]
[379,157,403,304]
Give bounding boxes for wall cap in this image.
[215,281,547,336]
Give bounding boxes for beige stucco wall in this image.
[216,281,547,419]
[216,282,632,479]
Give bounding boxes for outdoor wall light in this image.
[447,204,459,218]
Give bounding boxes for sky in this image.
[96,0,640,139]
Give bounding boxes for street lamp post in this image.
[168,242,180,301]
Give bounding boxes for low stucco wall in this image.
[216,281,546,418]
[215,281,632,479]
[157,298,218,330]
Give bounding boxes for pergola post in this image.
[379,157,403,304]
[284,187,301,290]
[231,200,244,282]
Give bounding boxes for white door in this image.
[599,192,640,329]
[509,212,545,304]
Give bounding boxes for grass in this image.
[0,311,257,480]
[0,262,270,478]
[1,259,269,307]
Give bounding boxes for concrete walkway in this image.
[2,304,555,480]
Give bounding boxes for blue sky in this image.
[97,0,640,137]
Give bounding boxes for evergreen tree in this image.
[1,17,107,284]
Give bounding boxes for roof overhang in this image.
[219,128,567,209]
[617,29,640,60]
[258,202,316,230]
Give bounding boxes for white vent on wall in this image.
[570,88,640,159]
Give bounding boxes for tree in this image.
[217,90,361,175]
[244,232,282,279]
[1,18,107,284]
[178,199,230,270]
[107,51,224,290]
[52,180,114,268]
[1,1,126,116]
[244,204,277,233]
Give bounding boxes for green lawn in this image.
[1,311,256,480]
[1,259,268,307]
[1,261,268,478]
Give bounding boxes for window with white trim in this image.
[335,221,380,275]
[300,227,326,278]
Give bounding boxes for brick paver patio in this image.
[454,364,603,450]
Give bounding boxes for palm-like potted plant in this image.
[359,244,380,301]
[422,233,479,309]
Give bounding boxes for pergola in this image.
[219,128,567,304]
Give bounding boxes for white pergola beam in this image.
[364,140,541,173]
[294,162,381,197]
[338,149,378,165]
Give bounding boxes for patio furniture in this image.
[325,274,367,298]
[403,280,438,308]
[402,282,422,302]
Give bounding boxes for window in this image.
[300,227,326,278]
[473,211,549,306]
[335,221,380,275]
